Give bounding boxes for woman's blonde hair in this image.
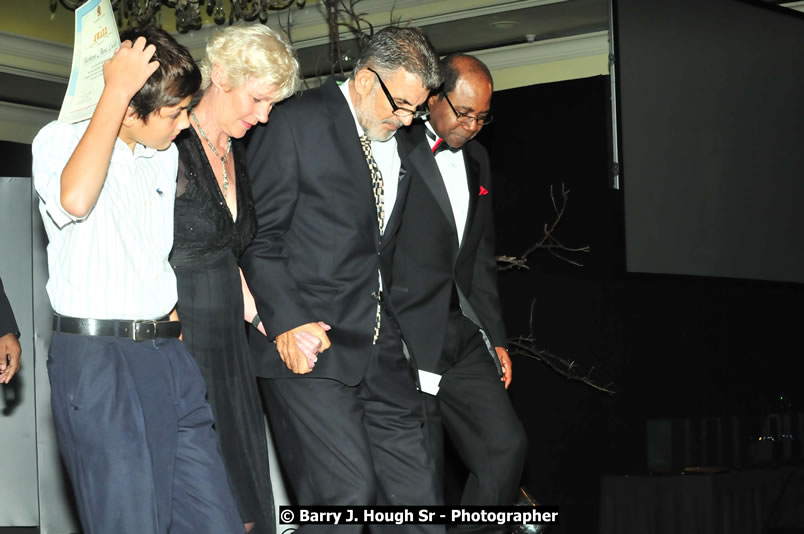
[200,23,300,99]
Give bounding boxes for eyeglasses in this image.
[443,92,493,126]
[366,67,429,120]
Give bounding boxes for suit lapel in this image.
[322,78,381,242]
[403,124,459,241]
[382,159,408,241]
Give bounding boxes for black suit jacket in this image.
[390,123,505,375]
[0,278,19,338]
[242,77,411,385]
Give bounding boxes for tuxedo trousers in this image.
[424,311,528,534]
[260,307,444,533]
[47,332,244,534]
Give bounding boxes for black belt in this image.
[53,314,182,341]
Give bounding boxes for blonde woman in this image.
[169,24,300,534]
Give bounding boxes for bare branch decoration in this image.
[497,183,590,270]
[508,300,615,395]
[317,0,374,76]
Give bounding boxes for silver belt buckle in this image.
[132,320,157,341]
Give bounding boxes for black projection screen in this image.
[615,0,804,284]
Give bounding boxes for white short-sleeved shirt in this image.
[32,120,179,320]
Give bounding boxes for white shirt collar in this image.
[424,120,439,148]
[338,79,366,138]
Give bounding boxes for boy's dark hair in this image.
[120,27,201,121]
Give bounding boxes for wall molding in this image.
[0,31,71,82]
[781,1,804,12]
[0,101,57,144]
[474,30,608,71]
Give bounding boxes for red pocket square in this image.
[479,185,489,196]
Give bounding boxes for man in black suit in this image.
[0,277,21,384]
[243,27,444,531]
[390,54,527,533]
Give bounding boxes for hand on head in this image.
[104,36,160,101]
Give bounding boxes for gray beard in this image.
[355,91,402,142]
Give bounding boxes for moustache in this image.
[383,118,405,129]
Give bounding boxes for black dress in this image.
[171,127,274,533]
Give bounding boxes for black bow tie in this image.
[432,138,460,155]
[425,128,460,155]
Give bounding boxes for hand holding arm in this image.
[275,322,331,374]
[293,330,323,367]
[496,346,512,389]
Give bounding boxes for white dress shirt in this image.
[425,122,470,247]
[32,120,179,320]
[418,123,475,394]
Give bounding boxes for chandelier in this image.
[50,0,307,33]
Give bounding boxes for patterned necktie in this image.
[359,135,384,343]
[360,135,385,234]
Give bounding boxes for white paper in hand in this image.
[418,370,442,396]
[58,0,120,123]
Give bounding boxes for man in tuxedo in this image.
[390,54,527,533]
[0,277,21,384]
[243,27,444,531]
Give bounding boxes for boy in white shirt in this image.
[32,27,243,534]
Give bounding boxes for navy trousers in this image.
[47,331,244,534]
